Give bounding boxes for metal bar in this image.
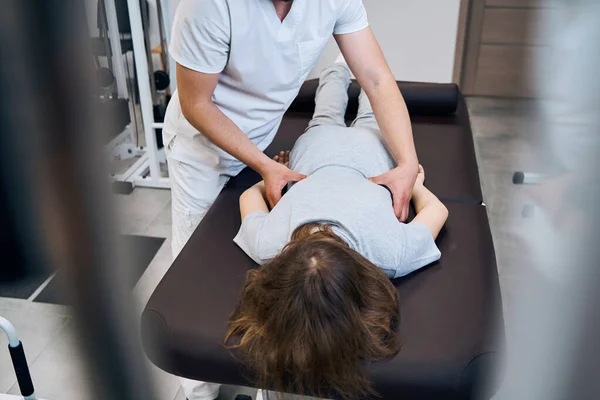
[104,0,129,99]
[132,176,171,189]
[105,124,134,153]
[126,156,150,181]
[139,0,158,103]
[151,122,164,129]
[98,0,114,73]
[126,0,161,181]
[155,0,169,74]
[115,153,149,182]
[0,317,20,347]
[128,163,150,183]
[161,0,177,89]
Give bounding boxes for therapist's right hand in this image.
[262,160,306,208]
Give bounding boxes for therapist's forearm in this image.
[363,77,418,167]
[182,100,272,174]
[336,28,417,167]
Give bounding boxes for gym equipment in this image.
[96,67,116,90]
[93,0,136,162]
[91,0,173,190]
[141,81,503,399]
[108,0,172,190]
[154,70,170,92]
[1,317,36,400]
[144,0,172,150]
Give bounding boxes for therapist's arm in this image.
[335,28,418,222]
[177,63,305,207]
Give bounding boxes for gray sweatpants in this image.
[307,62,379,131]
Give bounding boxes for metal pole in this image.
[0,317,20,347]
[104,0,129,99]
[155,0,169,75]
[139,0,158,102]
[0,317,36,400]
[160,0,177,89]
[126,0,161,181]
[98,0,114,74]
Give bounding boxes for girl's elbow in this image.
[239,190,251,209]
[239,188,252,204]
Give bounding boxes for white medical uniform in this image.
[164,0,368,398]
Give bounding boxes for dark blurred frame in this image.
[0,1,157,399]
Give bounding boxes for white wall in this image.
[310,0,462,83]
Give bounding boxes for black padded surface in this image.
[289,80,459,117]
[413,96,483,204]
[142,82,500,399]
[142,196,502,399]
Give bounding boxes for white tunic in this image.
[164,0,369,171]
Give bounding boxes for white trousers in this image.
[165,136,244,400]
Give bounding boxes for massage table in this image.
[141,81,504,399]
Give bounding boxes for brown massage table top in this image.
[142,81,503,400]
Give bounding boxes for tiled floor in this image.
[0,97,540,400]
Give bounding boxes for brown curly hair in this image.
[225,222,401,399]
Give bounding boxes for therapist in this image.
[163,0,418,398]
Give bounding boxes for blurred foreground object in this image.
[0,1,157,399]
[501,1,600,399]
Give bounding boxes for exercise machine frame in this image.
[111,0,174,190]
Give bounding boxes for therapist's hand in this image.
[262,160,306,208]
[369,162,418,222]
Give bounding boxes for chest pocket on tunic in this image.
[297,37,329,85]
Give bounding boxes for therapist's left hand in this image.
[262,160,306,208]
[369,162,418,222]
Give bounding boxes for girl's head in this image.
[225,222,400,400]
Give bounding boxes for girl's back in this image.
[234,126,441,278]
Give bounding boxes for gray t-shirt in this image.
[233,126,441,278]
